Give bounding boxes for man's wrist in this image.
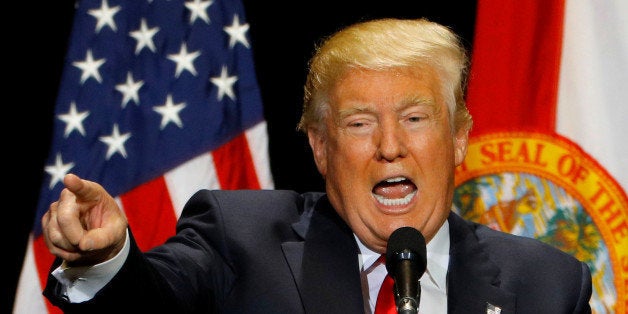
[51,228,131,302]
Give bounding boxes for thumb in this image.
[63,173,104,203]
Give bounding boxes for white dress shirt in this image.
[357,221,450,314]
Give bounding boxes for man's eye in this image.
[344,119,374,135]
[408,116,424,122]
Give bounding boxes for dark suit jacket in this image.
[44,190,592,313]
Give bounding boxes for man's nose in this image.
[376,123,408,161]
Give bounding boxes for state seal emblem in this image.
[454,132,627,313]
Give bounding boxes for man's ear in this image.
[307,128,328,176]
[454,126,469,166]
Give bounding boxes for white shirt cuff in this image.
[51,229,131,303]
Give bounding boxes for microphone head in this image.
[385,226,427,276]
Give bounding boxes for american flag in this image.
[13,0,273,312]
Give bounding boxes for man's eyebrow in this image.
[335,96,437,119]
[336,106,373,119]
[401,95,435,107]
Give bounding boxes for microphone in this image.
[385,226,427,314]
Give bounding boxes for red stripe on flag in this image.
[466,0,565,135]
[120,176,177,252]
[33,236,63,314]
[212,134,261,190]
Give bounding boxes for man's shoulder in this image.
[192,189,325,204]
[457,214,587,274]
[185,189,326,217]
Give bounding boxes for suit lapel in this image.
[282,197,517,313]
[446,213,516,313]
[282,194,364,314]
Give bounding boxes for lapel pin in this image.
[486,302,502,314]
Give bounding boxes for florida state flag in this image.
[454,1,628,313]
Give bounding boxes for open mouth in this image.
[372,176,417,206]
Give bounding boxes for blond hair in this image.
[297,18,472,134]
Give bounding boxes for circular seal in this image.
[453,131,627,313]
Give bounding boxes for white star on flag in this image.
[115,72,144,108]
[167,42,200,77]
[224,14,250,48]
[99,124,132,159]
[153,94,187,129]
[57,101,90,137]
[44,154,75,189]
[211,65,238,101]
[88,0,121,33]
[72,49,106,84]
[185,0,213,24]
[129,18,159,54]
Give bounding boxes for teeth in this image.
[374,190,416,206]
[385,177,406,183]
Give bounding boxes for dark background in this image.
[5,1,476,312]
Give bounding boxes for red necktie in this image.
[375,274,396,314]
[374,256,397,314]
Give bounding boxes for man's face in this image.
[308,67,468,253]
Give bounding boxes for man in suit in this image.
[42,18,592,313]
